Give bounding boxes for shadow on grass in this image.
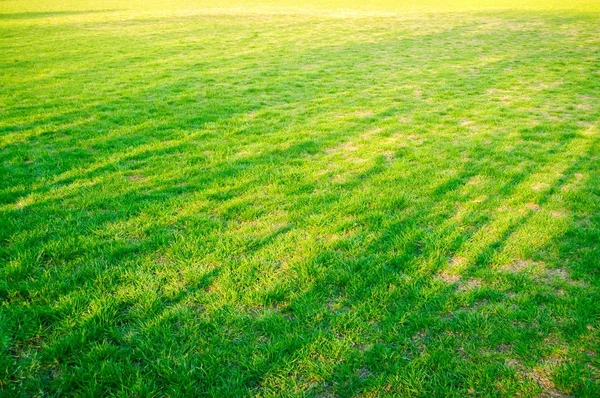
[1,7,599,397]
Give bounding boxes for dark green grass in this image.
[1,1,599,396]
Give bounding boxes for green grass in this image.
[1,0,599,396]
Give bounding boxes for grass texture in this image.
[1,0,599,396]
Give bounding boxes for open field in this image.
[1,0,599,396]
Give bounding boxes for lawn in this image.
[1,0,599,396]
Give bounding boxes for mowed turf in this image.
[1,0,599,396]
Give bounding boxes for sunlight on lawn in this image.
[1,0,599,396]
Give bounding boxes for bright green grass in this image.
[1,0,599,396]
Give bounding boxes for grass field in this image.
[1,0,600,396]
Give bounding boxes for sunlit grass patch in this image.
[1,0,599,396]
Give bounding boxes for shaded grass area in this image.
[1,1,599,396]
